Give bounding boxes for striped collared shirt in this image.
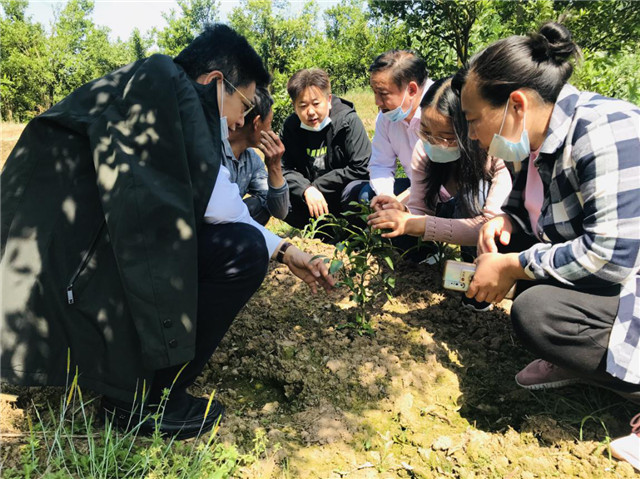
[503,84,640,384]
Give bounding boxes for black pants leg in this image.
[244,196,270,226]
[284,192,313,230]
[150,223,269,405]
[502,234,640,402]
[511,282,640,402]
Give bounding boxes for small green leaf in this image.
[329,259,343,274]
[383,255,394,270]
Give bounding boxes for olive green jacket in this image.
[1,55,221,401]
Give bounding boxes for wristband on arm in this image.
[276,241,293,263]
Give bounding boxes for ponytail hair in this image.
[452,22,582,106]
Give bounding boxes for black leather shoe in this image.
[102,393,225,440]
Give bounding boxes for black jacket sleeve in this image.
[312,111,370,196]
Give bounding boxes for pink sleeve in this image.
[422,215,486,246]
[406,141,432,215]
[481,157,512,218]
[421,157,513,247]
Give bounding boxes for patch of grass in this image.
[343,88,377,139]
[1,369,266,478]
[265,216,296,237]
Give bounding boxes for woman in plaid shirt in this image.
[453,22,640,469]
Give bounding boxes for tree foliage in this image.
[156,0,219,56]
[1,0,51,120]
[1,0,638,123]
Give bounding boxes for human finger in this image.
[478,226,498,254]
[381,229,401,238]
[499,229,511,246]
[307,201,317,218]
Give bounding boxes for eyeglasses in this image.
[418,130,458,147]
[223,77,255,118]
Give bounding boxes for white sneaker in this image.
[610,413,640,471]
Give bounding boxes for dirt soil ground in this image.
[1,123,25,168]
[5,237,635,478]
[0,127,637,477]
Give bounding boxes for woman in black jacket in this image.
[281,68,371,230]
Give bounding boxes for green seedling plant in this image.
[309,202,397,335]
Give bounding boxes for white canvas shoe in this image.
[610,413,640,471]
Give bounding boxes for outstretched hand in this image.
[367,208,413,238]
[370,195,404,213]
[282,245,335,294]
[304,186,329,218]
[477,214,514,254]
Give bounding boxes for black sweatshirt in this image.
[281,96,371,203]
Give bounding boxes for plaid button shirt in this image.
[503,84,640,384]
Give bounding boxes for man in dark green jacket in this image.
[281,68,371,230]
[1,25,333,439]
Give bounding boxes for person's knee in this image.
[229,223,269,271]
[510,286,550,347]
[358,183,375,204]
[200,223,269,280]
[243,196,270,226]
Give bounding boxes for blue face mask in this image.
[423,140,460,164]
[487,101,530,162]
[383,87,413,123]
[300,115,332,132]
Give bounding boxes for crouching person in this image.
[281,68,370,234]
[225,85,290,225]
[455,23,640,470]
[0,24,333,440]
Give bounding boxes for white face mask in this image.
[216,78,229,139]
[423,140,460,163]
[300,115,332,132]
[383,86,413,123]
[487,101,530,162]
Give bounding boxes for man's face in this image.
[370,70,411,113]
[195,72,256,133]
[293,86,331,128]
[250,109,274,147]
[222,81,256,131]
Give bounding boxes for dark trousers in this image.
[502,234,640,402]
[244,196,270,226]
[284,181,368,231]
[149,223,269,405]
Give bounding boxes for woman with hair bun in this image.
[453,22,640,469]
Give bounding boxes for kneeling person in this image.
[226,86,289,225]
[281,68,370,230]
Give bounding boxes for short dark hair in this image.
[245,85,273,123]
[286,68,331,101]
[369,50,428,89]
[452,22,581,106]
[420,77,491,216]
[174,24,270,94]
